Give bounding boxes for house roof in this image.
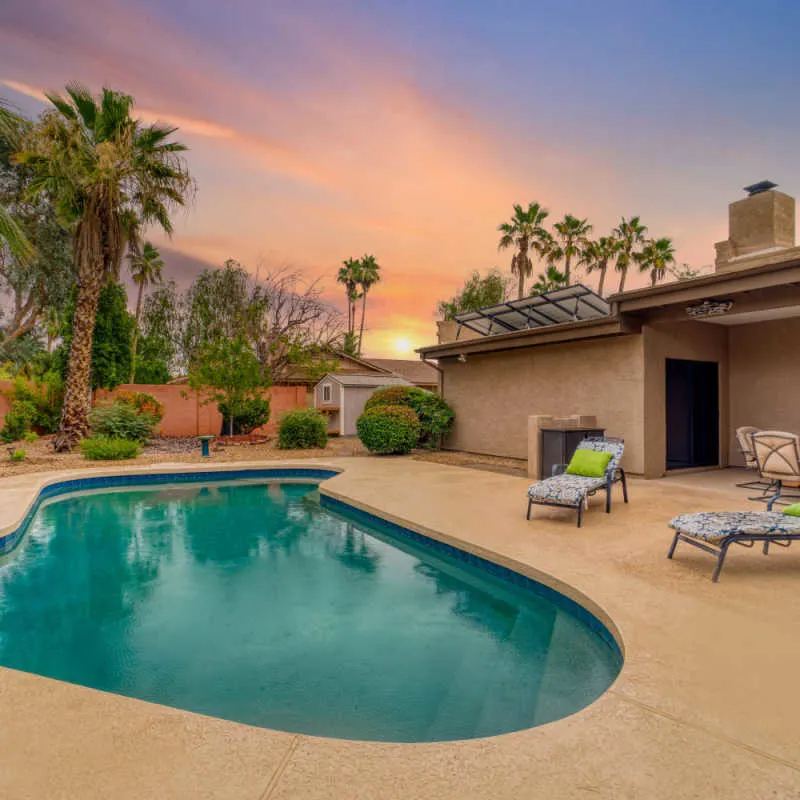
[419,256,800,359]
[363,358,439,385]
[320,373,413,388]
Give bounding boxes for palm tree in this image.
[553,215,592,284]
[128,241,164,381]
[16,84,192,450]
[0,101,34,264]
[579,235,619,297]
[337,257,361,337]
[531,265,567,295]
[498,202,550,299]
[613,216,648,294]
[637,237,676,286]
[356,254,381,356]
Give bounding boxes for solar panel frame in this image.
[454,284,610,339]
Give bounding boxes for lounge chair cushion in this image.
[669,512,800,545]
[527,474,606,507]
[783,503,800,517]
[566,449,613,478]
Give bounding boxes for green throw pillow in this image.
[782,503,800,517]
[566,449,613,478]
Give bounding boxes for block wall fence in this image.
[0,381,306,437]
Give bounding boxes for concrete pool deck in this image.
[0,458,799,799]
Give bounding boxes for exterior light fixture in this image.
[457,354,468,363]
[685,299,734,319]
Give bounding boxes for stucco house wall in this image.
[440,334,646,473]
[641,321,730,479]
[728,317,800,459]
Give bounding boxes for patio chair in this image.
[667,510,800,582]
[526,436,628,528]
[750,430,800,508]
[734,426,768,491]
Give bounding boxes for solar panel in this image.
[453,284,610,338]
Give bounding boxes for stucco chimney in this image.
[715,182,795,272]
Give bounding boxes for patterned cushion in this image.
[669,511,800,544]
[527,474,607,507]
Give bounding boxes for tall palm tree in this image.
[128,241,164,381]
[16,83,192,450]
[579,235,619,297]
[497,202,550,299]
[613,216,647,294]
[637,237,676,286]
[0,101,34,264]
[337,257,361,337]
[553,214,592,284]
[356,253,381,356]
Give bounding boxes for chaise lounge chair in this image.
[667,510,800,582]
[526,436,628,528]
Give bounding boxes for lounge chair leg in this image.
[526,499,532,521]
[763,540,770,555]
[576,503,583,528]
[712,541,731,583]
[766,481,783,511]
[620,470,629,504]
[667,530,681,559]
[605,483,611,514]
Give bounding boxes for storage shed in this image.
[313,373,412,436]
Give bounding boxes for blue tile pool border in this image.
[320,493,623,662]
[0,468,338,556]
[0,466,621,664]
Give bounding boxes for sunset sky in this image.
[2,0,798,357]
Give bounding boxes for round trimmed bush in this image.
[364,386,454,448]
[278,408,328,449]
[356,405,420,455]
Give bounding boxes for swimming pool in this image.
[0,471,621,742]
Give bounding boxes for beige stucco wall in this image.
[728,317,800,461]
[642,322,729,478]
[440,335,646,473]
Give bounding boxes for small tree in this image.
[438,270,507,320]
[187,335,270,436]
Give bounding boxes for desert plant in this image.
[9,447,26,462]
[88,402,158,443]
[218,395,271,435]
[363,386,454,448]
[278,408,328,449]
[115,390,165,422]
[80,436,139,460]
[23,430,38,443]
[356,405,420,455]
[0,399,38,442]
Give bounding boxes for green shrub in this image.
[0,373,63,442]
[23,431,38,443]
[363,386,454,448]
[9,448,26,462]
[218,395,271,435]
[278,408,328,449]
[80,436,140,460]
[356,405,420,455]
[88,402,158,443]
[1,400,38,443]
[115,390,165,422]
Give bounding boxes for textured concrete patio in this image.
[0,459,799,799]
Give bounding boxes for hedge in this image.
[278,408,328,449]
[363,386,454,448]
[356,404,420,455]
[80,436,140,460]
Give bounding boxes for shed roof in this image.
[319,373,413,388]
[364,358,439,385]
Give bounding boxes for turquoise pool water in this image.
[0,478,621,742]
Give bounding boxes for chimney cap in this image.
[743,180,778,196]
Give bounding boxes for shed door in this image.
[665,358,719,470]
